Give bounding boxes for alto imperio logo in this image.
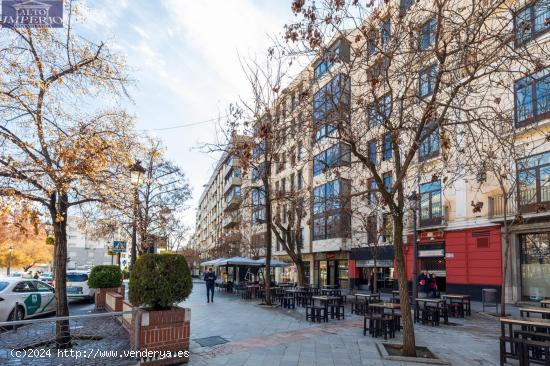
[1,0,63,28]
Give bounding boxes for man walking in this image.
[204,268,216,303]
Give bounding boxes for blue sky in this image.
[79,0,298,228]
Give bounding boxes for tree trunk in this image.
[50,192,71,349]
[373,265,378,294]
[296,258,306,287]
[501,218,511,317]
[264,185,273,305]
[393,216,416,357]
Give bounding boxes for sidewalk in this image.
[181,283,504,366]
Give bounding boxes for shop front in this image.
[519,231,550,301]
[350,245,395,292]
[313,251,349,289]
[273,254,312,285]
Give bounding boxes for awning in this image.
[254,258,290,267]
[200,258,226,266]
[217,256,261,266]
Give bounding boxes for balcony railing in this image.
[223,176,241,193]
[488,192,516,219]
[418,205,449,228]
[222,213,241,228]
[224,195,241,211]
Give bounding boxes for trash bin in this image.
[482,288,499,313]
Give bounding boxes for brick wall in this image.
[105,291,123,312]
[95,286,125,309]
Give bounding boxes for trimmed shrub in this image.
[122,268,130,280]
[129,253,193,310]
[88,265,123,289]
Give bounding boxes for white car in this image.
[66,271,95,303]
[0,278,56,321]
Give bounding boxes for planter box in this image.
[95,286,125,310]
[105,291,124,312]
[130,307,190,365]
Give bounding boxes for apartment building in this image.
[195,142,245,260]
[200,0,549,301]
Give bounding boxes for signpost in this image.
[113,241,127,253]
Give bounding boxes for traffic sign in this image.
[113,241,127,253]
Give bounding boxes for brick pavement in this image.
[181,282,502,366]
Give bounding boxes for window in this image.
[282,204,287,224]
[419,123,440,161]
[368,178,378,205]
[314,41,343,80]
[400,0,414,13]
[419,180,442,226]
[315,124,336,141]
[13,281,36,292]
[420,18,437,50]
[290,173,295,192]
[291,95,296,111]
[517,151,550,210]
[313,179,351,240]
[419,64,438,97]
[67,273,88,282]
[368,141,377,165]
[381,19,391,46]
[367,57,389,81]
[383,172,392,191]
[520,232,550,300]
[515,68,550,127]
[514,1,549,46]
[368,94,392,129]
[313,143,351,176]
[298,170,304,189]
[252,188,266,225]
[382,133,393,161]
[299,227,305,249]
[297,141,303,160]
[252,162,265,182]
[34,281,53,292]
[313,74,349,124]
[367,34,377,56]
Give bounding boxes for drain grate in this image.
[193,336,229,347]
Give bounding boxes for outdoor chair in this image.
[306,305,328,323]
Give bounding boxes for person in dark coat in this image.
[430,273,438,298]
[368,272,374,293]
[204,268,217,303]
[417,270,430,297]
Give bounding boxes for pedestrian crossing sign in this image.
[113,241,127,253]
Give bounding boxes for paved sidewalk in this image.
[180,282,502,366]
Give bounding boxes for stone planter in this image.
[95,286,125,310]
[130,306,190,365]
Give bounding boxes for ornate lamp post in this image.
[130,160,145,267]
[408,191,419,311]
[7,245,13,276]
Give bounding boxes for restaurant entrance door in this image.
[318,260,338,287]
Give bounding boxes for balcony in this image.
[224,176,241,194]
[224,194,241,211]
[419,205,449,229]
[222,213,241,228]
[489,186,550,219]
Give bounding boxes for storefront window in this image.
[338,260,349,289]
[521,232,550,300]
[319,261,327,287]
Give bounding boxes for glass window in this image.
[520,232,550,300]
[420,180,442,224]
[419,64,437,97]
[368,94,392,129]
[34,281,53,292]
[313,179,350,240]
[13,281,36,292]
[381,19,391,46]
[515,68,550,126]
[518,151,550,207]
[0,282,9,291]
[368,179,378,205]
[313,144,351,176]
[383,133,393,161]
[252,188,266,225]
[66,274,88,282]
[400,0,414,13]
[515,1,550,45]
[419,123,440,161]
[420,18,437,50]
[383,173,392,191]
[368,141,377,165]
[313,74,348,124]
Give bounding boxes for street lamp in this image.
[7,245,13,276]
[130,160,145,267]
[408,191,419,311]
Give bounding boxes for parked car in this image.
[0,278,56,321]
[39,273,53,285]
[66,270,94,303]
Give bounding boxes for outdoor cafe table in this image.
[246,285,261,299]
[500,316,550,365]
[520,307,550,320]
[541,299,550,309]
[321,288,342,296]
[355,293,381,303]
[414,298,448,325]
[312,296,341,319]
[368,303,401,328]
[442,294,472,316]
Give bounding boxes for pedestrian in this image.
[204,268,216,303]
[430,273,438,298]
[417,269,429,298]
[368,272,374,293]
[33,272,39,279]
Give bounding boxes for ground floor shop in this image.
[403,226,502,301]
[349,246,395,292]
[504,221,550,302]
[312,251,350,289]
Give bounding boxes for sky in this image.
[79,0,299,231]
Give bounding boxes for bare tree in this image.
[283,0,547,356]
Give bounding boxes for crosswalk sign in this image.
[113,241,127,253]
